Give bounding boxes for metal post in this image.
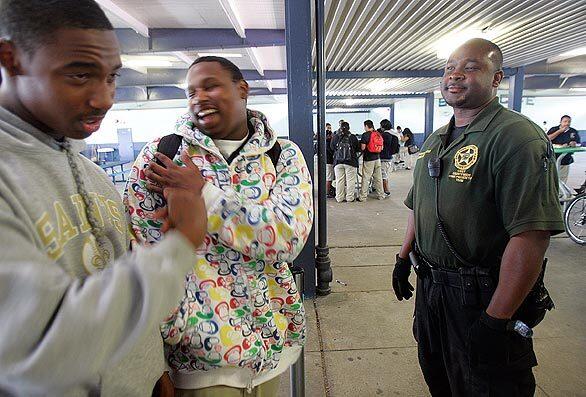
[508,66,525,112]
[285,0,316,297]
[290,266,305,397]
[424,92,435,141]
[314,0,332,296]
[389,103,395,128]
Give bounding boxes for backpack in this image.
[366,130,384,153]
[157,133,282,168]
[334,133,353,163]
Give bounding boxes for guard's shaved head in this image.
[458,38,503,72]
[440,38,504,110]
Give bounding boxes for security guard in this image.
[392,39,564,396]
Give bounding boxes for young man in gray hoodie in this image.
[0,1,207,395]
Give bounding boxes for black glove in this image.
[468,311,510,368]
[392,254,414,301]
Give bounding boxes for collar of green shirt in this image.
[438,96,503,137]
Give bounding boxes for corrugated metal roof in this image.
[321,0,586,104]
[101,0,586,106]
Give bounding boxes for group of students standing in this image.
[323,119,417,203]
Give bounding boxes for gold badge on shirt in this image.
[449,145,478,182]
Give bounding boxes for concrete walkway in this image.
[278,159,586,397]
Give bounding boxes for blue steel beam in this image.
[321,67,519,79]
[508,66,525,112]
[117,68,528,88]
[326,105,393,110]
[319,93,427,100]
[117,68,287,87]
[115,87,147,102]
[389,103,395,127]
[285,0,316,298]
[116,28,286,54]
[115,86,286,102]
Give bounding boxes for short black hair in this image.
[0,0,113,55]
[341,121,350,131]
[380,119,392,130]
[396,126,402,130]
[561,115,571,121]
[364,120,374,129]
[461,38,503,71]
[190,56,244,82]
[326,123,331,127]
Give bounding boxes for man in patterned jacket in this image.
[124,56,313,396]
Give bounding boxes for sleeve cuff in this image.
[135,230,198,275]
[507,220,565,237]
[202,182,225,215]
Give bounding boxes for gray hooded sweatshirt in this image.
[0,106,198,396]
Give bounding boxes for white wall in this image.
[248,103,289,137]
[313,111,373,134]
[87,107,187,144]
[394,98,426,134]
[88,95,586,146]
[520,96,586,131]
[435,95,586,131]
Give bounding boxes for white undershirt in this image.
[213,135,248,160]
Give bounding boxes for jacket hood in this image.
[174,109,278,157]
[0,106,86,154]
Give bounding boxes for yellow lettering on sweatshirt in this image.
[54,201,79,246]
[70,194,91,233]
[104,198,123,234]
[35,212,62,260]
[88,193,105,227]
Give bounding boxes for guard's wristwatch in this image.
[480,311,534,338]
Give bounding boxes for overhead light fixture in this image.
[569,87,586,92]
[344,98,361,106]
[558,46,586,58]
[434,27,499,59]
[366,80,397,92]
[124,60,173,68]
[197,52,243,58]
[121,55,176,69]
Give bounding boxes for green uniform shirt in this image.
[405,97,564,269]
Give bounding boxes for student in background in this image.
[331,121,361,202]
[379,119,399,195]
[401,127,417,170]
[547,115,581,183]
[358,120,386,201]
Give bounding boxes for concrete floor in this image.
[114,155,585,397]
[276,157,586,397]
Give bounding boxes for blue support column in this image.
[508,66,525,112]
[389,104,395,127]
[424,93,434,141]
[285,0,316,298]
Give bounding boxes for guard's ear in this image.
[492,69,504,88]
[0,39,23,77]
[237,79,249,100]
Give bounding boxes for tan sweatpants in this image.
[359,159,385,200]
[175,376,280,397]
[334,164,358,202]
[559,165,570,184]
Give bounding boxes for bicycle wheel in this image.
[564,194,586,245]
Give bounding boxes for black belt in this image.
[413,248,496,307]
[430,267,461,289]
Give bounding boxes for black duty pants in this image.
[413,275,537,397]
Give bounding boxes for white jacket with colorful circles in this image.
[123,110,313,382]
